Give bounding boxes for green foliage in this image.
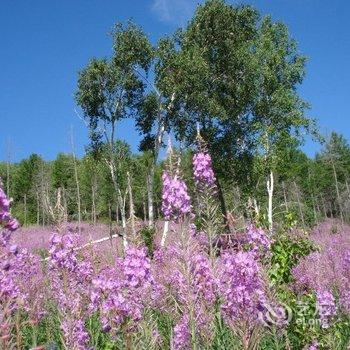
[140,226,156,256]
[76,21,154,155]
[269,232,315,285]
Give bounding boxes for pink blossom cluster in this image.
[49,231,93,350]
[218,251,267,328]
[0,182,44,346]
[172,314,190,350]
[90,246,154,334]
[316,290,337,328]
[190,253,217,303]
[193,152,216,188]
[307,341,318,350]
[0,187,19,234]
[161,171,191,221]
[246,225,271,258]
[292,222,350,320]
[290,220,350,338]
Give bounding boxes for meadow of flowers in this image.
[1,149,350,350]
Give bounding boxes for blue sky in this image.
[1,0,349,162]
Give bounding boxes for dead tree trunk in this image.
[147,92,176,228]
[106,159,127,247]
[127,172,136,236]
[267,170,274,233]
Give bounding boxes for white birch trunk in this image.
[267,170,274,233]
[148,92,175,228]
[161,221,169,247]
[127,172,136,236]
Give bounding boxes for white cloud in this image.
[151,0,199,25]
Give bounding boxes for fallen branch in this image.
[42,233,122,262]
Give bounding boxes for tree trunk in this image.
[147,92,176,228]
[321,195,327,219]
[346,179,350,221]
[119,189,127,249]
[267,170,274,233]
[161,221,169,247]
[147,172,154,228]
[127,172,136,236]
[107,159,127,247]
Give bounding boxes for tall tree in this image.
[252,16,312,232]
[154,0,260,215]
[76,21,153,246]
[148,0,313,226]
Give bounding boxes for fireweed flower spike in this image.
[90,246,154,336]
[192,127,221,258]
[0,180,44,347]
[316,289,337,328]
[193,152,216,188]
[161,171,191,221]
[161,137,192,246]
[219,251,267,335]
[292,224,350,321]
[193,127,217,191]
[49,231,93,349]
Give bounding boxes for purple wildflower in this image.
[219,251,266,327]
[90,246,154,333]
[49,231,93,349]
[193,152,216,188]
[316,290,337,328]
[172,314,190,350]
[306,341,318,350]
[161,171,191,221]
[0,181,45,345]
[246,225,271,258]
[190,253,217,303]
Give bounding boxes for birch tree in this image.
[252,17,312,232]
[76,22,153,247]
